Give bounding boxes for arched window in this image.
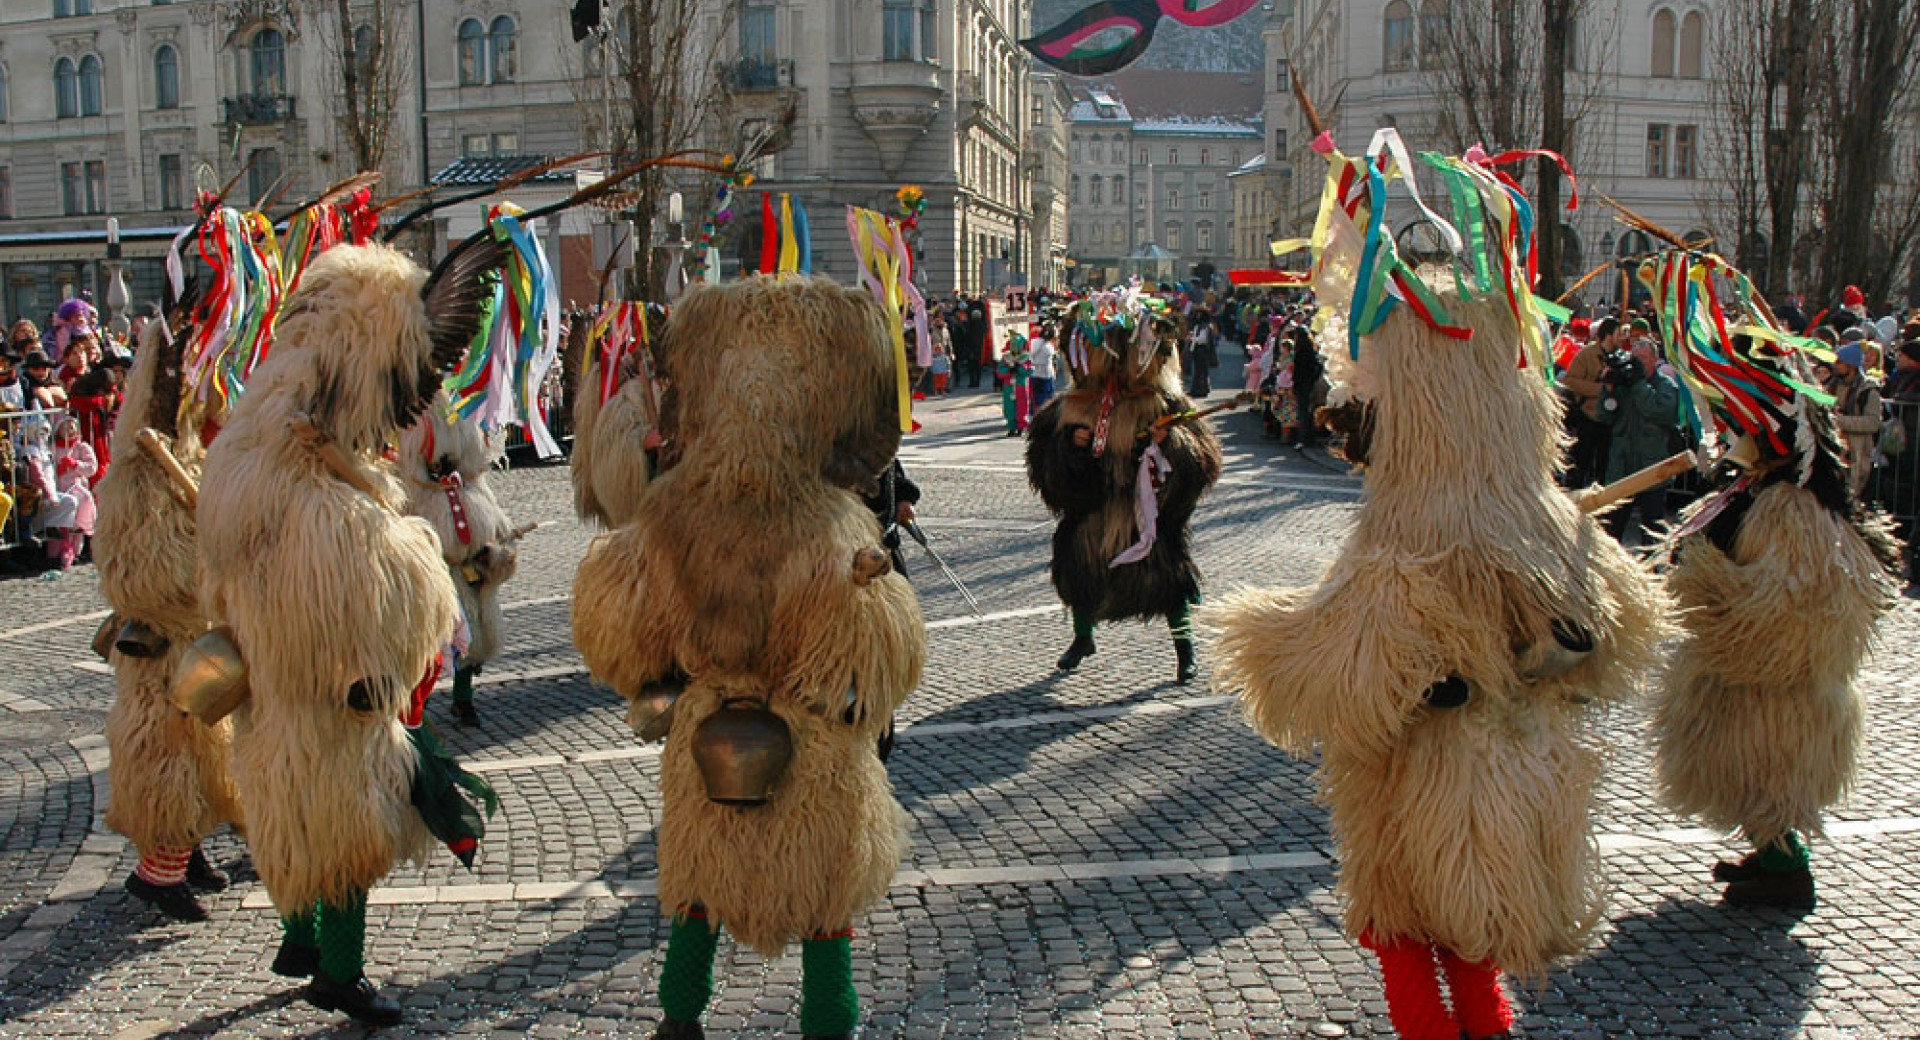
[55,57,77,118]
[1089,177,1102,205]
[1112,174,1125,197]
[1110,221,1123,243]
[78,54,102,116]
[1384,0,1415,73]
[352,24,378,78]
[1419,0,1448,69]
[1110,141,1123,164]
[1678,11,1704,78]
[457,19,485,86]
[248,146,283,207]
[154,45,179,109]
[0,66,9,123]
[251,28,285,96]
[488,16,517,84]
[1071,174,1081,203]
[1651,9,1676,77]
[1559,223,1583,280]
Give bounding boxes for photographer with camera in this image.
[1560,316,1631,486]
[1598,335,1683,545]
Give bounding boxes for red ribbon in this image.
[759,192,778,275]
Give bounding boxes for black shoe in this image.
[1174,639,1197,685]
[651,1017,705,1040]
[186,846,230,891]
[270,938,321,978]
[451,701,480,726]
[1056,635,1096,672]
[1711,851,1764,884]
[125,874,208,922]
[305,973,404,1027]
[1723,865,1815,909]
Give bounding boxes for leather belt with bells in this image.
[440,473,473,547]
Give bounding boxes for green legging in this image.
[1752,830,1811,873]
[658,908,858,1035]
[1071,600,1195,642]
[281,888,369,983]
[452,663,480,707]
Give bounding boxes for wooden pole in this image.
[134,428,199,509]
[1577,450,1696,514]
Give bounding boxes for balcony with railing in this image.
[221,94,296,125]
[726,57,793,91]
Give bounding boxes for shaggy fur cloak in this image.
[198,244,462,914]
[399,400,519,666]
[1209,289,1668,977]
[570,318,661,530]
[97,317,242,853]
[1026,328,1222,623]
[1655,434,1900,843]
[573,276,922,956]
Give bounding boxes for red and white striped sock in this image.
[133,846,193,887]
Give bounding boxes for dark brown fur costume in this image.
[1025,319,1222,624]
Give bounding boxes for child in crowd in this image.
[930,337,951,397]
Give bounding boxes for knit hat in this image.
[1835,343,1864,369]
[1842,285,1865,307]
[1840,327,1867,343]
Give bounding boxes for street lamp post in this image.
[661,192,689,301]
[104,217,131,341]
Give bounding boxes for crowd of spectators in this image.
[0,296,142,577]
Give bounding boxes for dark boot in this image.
[1056,634,1096,671]
[1723,865,1815,909]
[651,1017,705,1040]
[1174,639,1197,685]
[270,938,320,978]
[305,973,404,1026]
[1711,850,1764,884]
[125,874,208,923]
[186,846,230,891]
[451,700,480,726]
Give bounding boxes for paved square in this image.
[2,385,1916,1039]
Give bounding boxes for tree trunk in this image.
[1763,0,1819,300]
[1814,0,1920,307]
[1491,0,1521,149]
[1535,0,1574,301]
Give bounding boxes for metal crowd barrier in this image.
[0,407,72,552]
[1868,397,1919,535]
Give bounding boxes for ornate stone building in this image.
[0,0,1067,322]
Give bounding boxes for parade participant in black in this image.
[1027,288,1223,684]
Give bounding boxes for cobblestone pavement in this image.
[2,373,1918,1040]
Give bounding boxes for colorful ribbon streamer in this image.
[847,205,929,433]
[442,203,563,458]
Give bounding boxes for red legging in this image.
[1360,930,1514,1040]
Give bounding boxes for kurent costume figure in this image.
[574,276,923,1040]
[1642,248,1903,908]
[96,302,242,922]
[1025,289,1222,684]
[570,301,665,530]
[198,242,502,1025]
[1211,137,1666,1040]
[399,397,522,725]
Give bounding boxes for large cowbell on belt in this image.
[692,696,794,807]
[169,627,250,724]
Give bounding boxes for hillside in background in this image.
[1029,0,1267,74]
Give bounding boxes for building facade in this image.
[1228,152,1279,269]
[1066,90,1259,288]
[1268,0,1920,309]
[0,0,1067,323]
